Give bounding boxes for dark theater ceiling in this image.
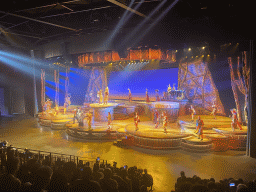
[0,0,252,49]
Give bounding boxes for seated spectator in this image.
[92,163,104,182]
[0,156,21,192]
[26,159,41,184]
[236,184,248,192]
[177,182,192,192]
[47,170,69,192]
[140,185,148,192]
[142,169,153,189]
[120,168,133,192]
[16,164,30,183]
[247,181,256,192]
[176,171,187,190]
[100,168,119,192]
[207,181,217,191]
[42,156,51,167]
[0,147,6,172]
[189,184,210,192]
[112,172,131,192]
[70,166,102,192]
[129,167,141,192]
[63,161,77,184]
[27,165,53,192]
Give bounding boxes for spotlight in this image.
[176,50,178,52]
[188,48,191,51]
[202,47,205,49]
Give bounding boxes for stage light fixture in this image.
[202,47,205,49]
[188,48,191,51]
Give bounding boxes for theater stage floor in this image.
[1,117,256,192]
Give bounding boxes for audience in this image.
[2,143,256,192]
[0,156,21,192]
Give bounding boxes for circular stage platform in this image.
[90,103,119,122]
[38,113,73,130]
[38,105,247,153]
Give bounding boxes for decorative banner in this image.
[77,48,177,66]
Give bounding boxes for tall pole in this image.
[30,50,38,116]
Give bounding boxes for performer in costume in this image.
[45,99,52,111]
[210,101,217,119]
[54,105,59,116]
[65,94,71,108]
[195,116,204,140]
[63,102,67,115]
[155,89,160,101]
[104,87,109,105]
[171,83,176,99]
[230,109,243,131]
[86,111,93,130]
[73,107,78,124]
[97,91,100,103]
[146,89,150,103]
[128,88,132,102]
[189,105,196,121]
[89,91,93,103]
[99,90,103,104]
[162,112,168,134]
[153,110,160,129]
[134,112,140,131]
[107,112,112,130]
[167,84,172,100]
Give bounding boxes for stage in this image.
[38,101,248,153]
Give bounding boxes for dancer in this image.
[99,89,103,104]
[155,89,160,101]
[45,99,52,111]
[104,87,109,105]
[134,112,140,131]
[162,112,168,134]
[72,108,77,124]
[63,102,67,115]
[210,101,217,119]
[189,105,196,121]
[146,89,150,103]
[128,88,132,102]
[172,83,176,99]
[65,94,71,108]
[86,111,93,130]
[167,84,172,100]
[195,116,204,140]
[107,112,112,130]
[153,110,160,129]
[230,109,243,131]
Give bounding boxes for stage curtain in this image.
[89,52,94,63]
[130,50,140,60]
[104,51,112,62]
[112,51,120,61]
[141,49,149,60]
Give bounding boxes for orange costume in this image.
[107,112,112,130]
[134,113,140,131]
[104,87,109,105]
[195,116,204,140]
[162,112,168,134]
[128,88,132,102]
[231,109,242,131]
[146,89,150,103]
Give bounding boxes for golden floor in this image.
[0,117,255,192]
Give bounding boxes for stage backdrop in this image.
[108,68,179,101]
